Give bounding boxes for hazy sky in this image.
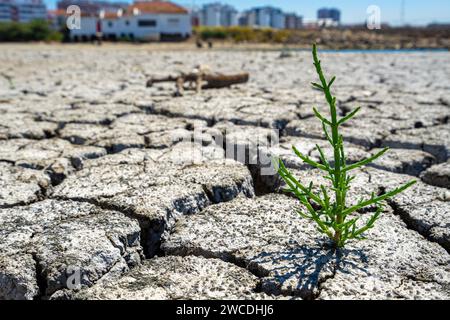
[45,0,450,26]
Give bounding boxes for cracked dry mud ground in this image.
[0,44,449,300]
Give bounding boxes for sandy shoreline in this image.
[1,41,449,52]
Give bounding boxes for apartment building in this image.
[0,0,47,22]
[195,2,238,27]
[240,6,285,29]
[285,12,303,29]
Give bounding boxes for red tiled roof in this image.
[47,9,96,18]
[47,9,67,16]
[127,1,188,15]
[103,11,120,19]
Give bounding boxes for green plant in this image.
[277,44,416,248]
[0,20,63,42]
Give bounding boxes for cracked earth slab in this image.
[51,147,254,256]
[0,199,143,299]
[0,162,50,208]
[381,123,450,163]
[285,117,386,149]
[0,138,106,169]
[209,121,279,151]
[0,138,106,184]
[65,255,273,300]
[37,102,143,125]
[0,112,58,140]
[1,47,449,301]
[366,167,450,252]
[370,148,435,176]
[420,161,450,189]
[147,92,298,129]
[205,121,281,176]
[60,114,207,152]
[0,253,39,300]
[163,193,450,300]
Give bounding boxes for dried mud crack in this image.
[1,45,449,300]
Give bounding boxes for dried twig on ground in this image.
[146,66,249,96]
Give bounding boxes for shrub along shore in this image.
[0,20,63,42]
[195,26,450,50]
[0,21,448,50]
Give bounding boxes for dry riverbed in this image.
[0,44,449,300]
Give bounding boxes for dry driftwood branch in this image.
[146,71,249,95]
[202,73,249,89]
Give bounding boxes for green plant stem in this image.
[312,44,345,245]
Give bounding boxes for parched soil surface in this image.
[0,44,449,300]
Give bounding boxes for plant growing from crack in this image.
[276,44,416,248]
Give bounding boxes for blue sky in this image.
[45,0,450,26]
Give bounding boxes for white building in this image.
[0,1,11,22]
[197,2,237,27]
[271,9,285,29]
[69,1,192,41]
[257,7,270,27]
[317,8,341,27]
[240,6,285,29]
[15,0,46,22]
[203,3,220,26]
[285,13,303,29]
[317,18,339,28]
[0,0,47,22]
[317,8,341,24]
[219,4,237,26]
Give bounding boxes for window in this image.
[138,20,156,27]
[168,18,179,25]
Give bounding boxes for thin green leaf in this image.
[313,107,332,125]
[337,107,361,126]
[311,82,324,91]
[342,180,417,216]
[315,144,330,168]
[292,146,329,172]
[343,147,390,172]
[328,76,336,88]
